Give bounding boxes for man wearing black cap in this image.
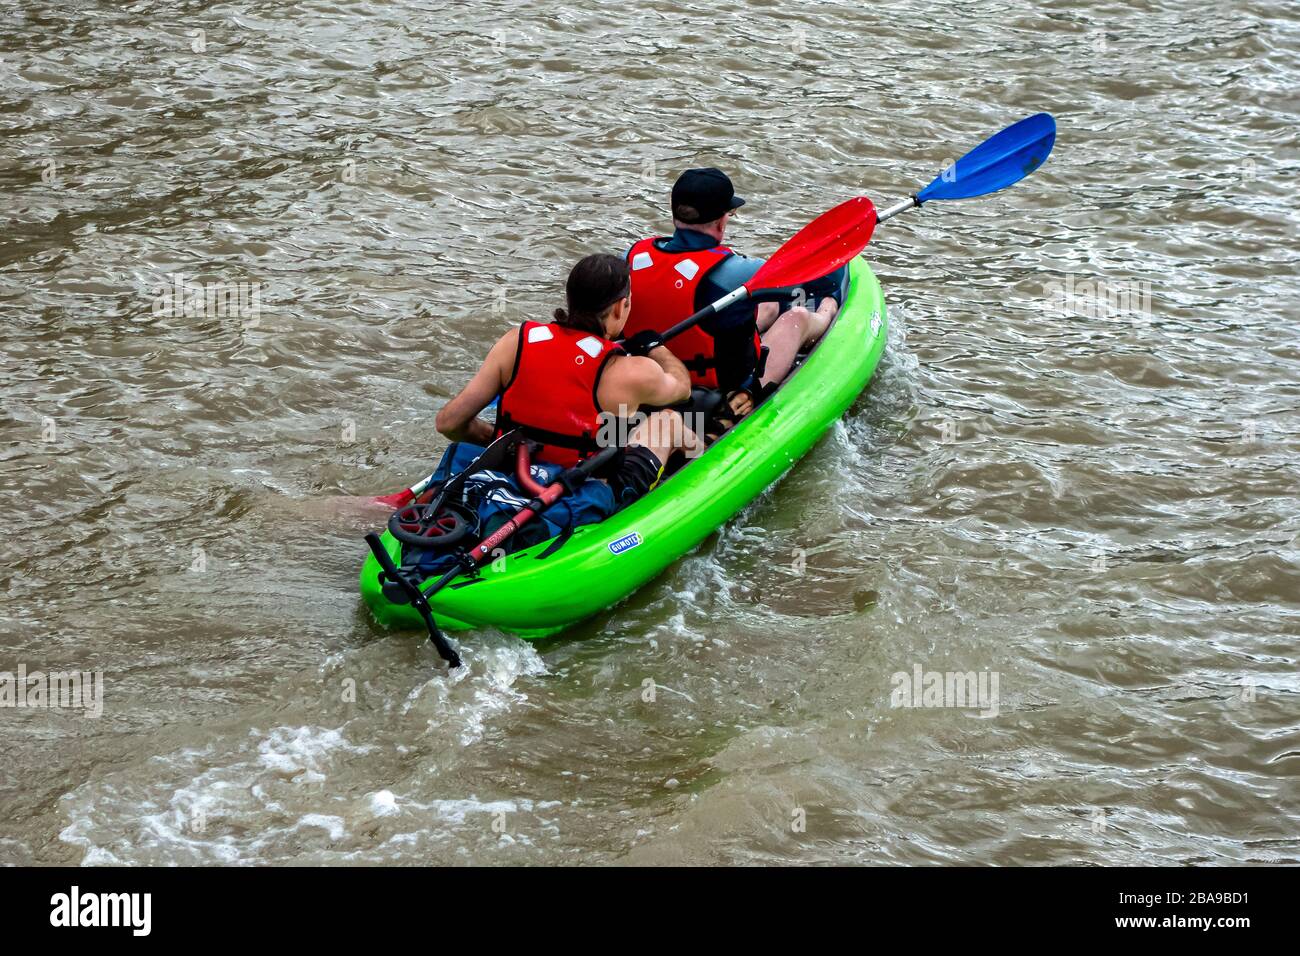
[621,167,843,418]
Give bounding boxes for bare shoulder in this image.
[486,325,520,373]
[602,352,661,388]
[598,352,663,412]
[490,326,519,357]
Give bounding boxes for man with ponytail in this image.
[435,254,700,509]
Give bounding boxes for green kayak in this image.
[359,255,888,639]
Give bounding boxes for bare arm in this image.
[644,345,692,405]
[435,330,516,444]
[598,345,691,414]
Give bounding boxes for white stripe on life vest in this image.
[527,325,555,343]
[576,335,604,358]
[631,251,654,271]
[674,258,699,280]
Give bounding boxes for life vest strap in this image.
[682,354,716,374]
[497,415,603,455]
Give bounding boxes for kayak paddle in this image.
[661,195,878,343]
[659,114,1054,342]
[374,397,503,506]
[876,112,1057,223]
[373,472,436,509]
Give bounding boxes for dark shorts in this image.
[601,445,664,508]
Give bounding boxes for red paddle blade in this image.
[749,196,877,292]
[373,488,414,508]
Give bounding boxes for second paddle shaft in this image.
[661,286,750,343]
[876,195,920,223]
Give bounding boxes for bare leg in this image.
[628,408,704,463]
[760,298,838,386]
[728,297,839,416]
[755,301,781,333]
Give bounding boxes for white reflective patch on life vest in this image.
[631,251,654,271]
[576,335,604,358]
[527,325,555,344]
[674,258,700,280]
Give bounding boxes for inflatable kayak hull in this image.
[359,256,888,639]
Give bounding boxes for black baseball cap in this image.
[671,167,746,224]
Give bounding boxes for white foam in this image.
[368,790,400,817]
[56,640,553,864]
[297,814,347,841]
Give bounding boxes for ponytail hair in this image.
[553,254,630,337]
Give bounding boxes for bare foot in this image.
[727,389,754,417]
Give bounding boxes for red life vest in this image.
[494,320,624,468]
[623,236,761,389]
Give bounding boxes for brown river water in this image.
[1,0,1297,865]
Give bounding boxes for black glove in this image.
[621,329,665,357]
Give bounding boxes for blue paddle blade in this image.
[916,113,1056,203]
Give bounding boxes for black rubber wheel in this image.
[388,500,477,549]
